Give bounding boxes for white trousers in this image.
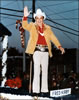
[33,51,49,93]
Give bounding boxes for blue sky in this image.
[0,0,79,53]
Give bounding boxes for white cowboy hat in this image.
[33,9,46,20]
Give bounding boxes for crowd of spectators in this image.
[2,69,79,95]
[49,70,79,95]
[0,70,79,100]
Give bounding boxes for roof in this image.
[0,23,12,37]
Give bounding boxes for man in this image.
[22,6,65,97]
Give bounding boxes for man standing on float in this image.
[22,6,65,96]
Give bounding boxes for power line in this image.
[0,7,23,13]
[0,12,79,37]
[1,11,79,32]
[51,18,79,20]
[3,15,78,21]
[54,23,78,44]
[0,7,78,24]
[2,0,78,2]
[1,12,20,22]
[36,2,79,32]
[37,1,78,27]
[0,12,23,17]
[1,16,19,20]
[38,1,78,27]
[37,1,73,8]
[47,23,79,37]
[0,7,33,14]
[0,12,32,20]
[49,8,78,16]
[62,31,78,45]
[0,7,78,21]
[1,13,78,37]
[48,14,78,27]
[46,18,79,33]
[36,0,78,2]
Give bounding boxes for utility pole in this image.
[76,0,79,73]
[0,0,1,23]
[76,49,79,73]
[23,0,26,72]
[29,0,35,93]
[32,0,35,22]
[0,0,1,55]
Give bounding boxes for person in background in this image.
[22,6,65,98]
[22,72,30,92]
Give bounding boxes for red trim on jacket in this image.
[58,46,62,49]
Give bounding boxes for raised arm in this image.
[22,6,33,32]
